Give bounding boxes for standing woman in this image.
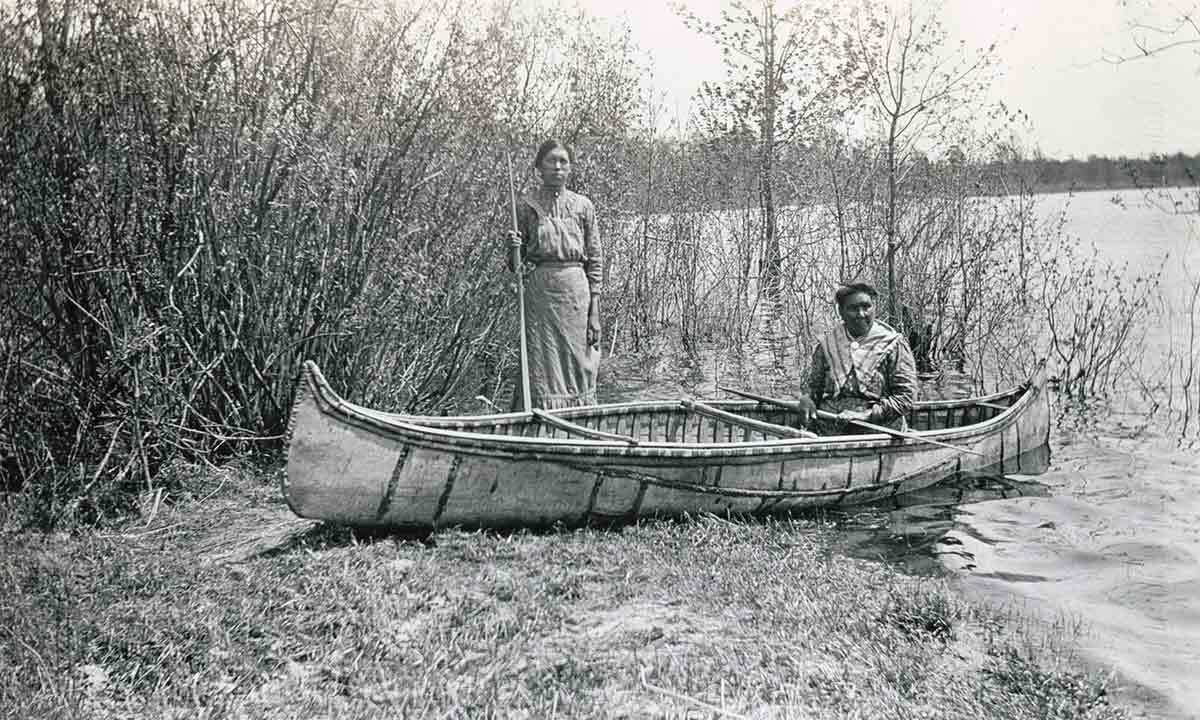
[505,140,602,410]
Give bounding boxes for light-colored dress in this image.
[510,186,602,410]
[806,320,918,431]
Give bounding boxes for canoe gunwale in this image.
[292,360,1048,462]
[356,381,1029,426]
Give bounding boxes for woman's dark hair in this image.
[834,282,878,308]
[533,139,574,168]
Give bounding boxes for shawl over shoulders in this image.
[806,320,917,428]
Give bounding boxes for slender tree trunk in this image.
[1018,176,1027,307]
[759,1,781,297]
[637,135,655,349]
[885,113,899,328]
[761,147,779,293]
[956,175,968,372]
[828,151,848,280]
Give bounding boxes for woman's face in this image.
[838,291,875,338]
[537,146,571,189]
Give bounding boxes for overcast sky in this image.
[579,0,1200,159]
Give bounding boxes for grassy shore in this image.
[1,461,1128,720]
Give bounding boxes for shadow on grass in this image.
[251,512,650,561]
[253,522,436,558]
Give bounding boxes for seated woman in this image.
[793,282,918,434]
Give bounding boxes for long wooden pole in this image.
[717,386,984,456]
[508,154,532,413]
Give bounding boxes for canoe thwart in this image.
[976,401,1011,411]
[531,408,639,445]
[681,399,818,439]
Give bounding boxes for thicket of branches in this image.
[606,1,1159,400]
[1105,0,1200,437]
[0,0,640,524]
[0,0,1162,526]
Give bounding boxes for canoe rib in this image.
[284,360,1051,528]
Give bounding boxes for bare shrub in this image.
[0,0,642,526]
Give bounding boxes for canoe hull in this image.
[284,362,1051,530]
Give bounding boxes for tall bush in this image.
[0,0,642,526]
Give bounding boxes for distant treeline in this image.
[999,152,1200,194]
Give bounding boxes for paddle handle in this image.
[812,409,889,433]
[508,154,532,412]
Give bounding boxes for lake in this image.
[935,188,1200,720]
[600,187,1200,719]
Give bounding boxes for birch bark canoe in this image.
[283,361,1051,530]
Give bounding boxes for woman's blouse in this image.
[517,187,603,296]
[806,320,918,423]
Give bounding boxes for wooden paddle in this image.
[508,153,532,413]
[717,385,984,456]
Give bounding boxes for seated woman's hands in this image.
[833,409,872,427]
[791,394,817,426]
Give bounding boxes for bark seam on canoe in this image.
[777,460,786,491]
[1042,386,1052,448]
[432,454,461,527]
[583,473,604,524]
[281,364,315,510]
[376,445,412,521]
[712,465,724,488]
[845,456,854,489]
[628,479,648,521]
[874,454,884,485]
[999,426,1006,473]
[283,366,312,474]
[1015,425,1022,472]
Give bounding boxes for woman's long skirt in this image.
[510,263,598,410]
